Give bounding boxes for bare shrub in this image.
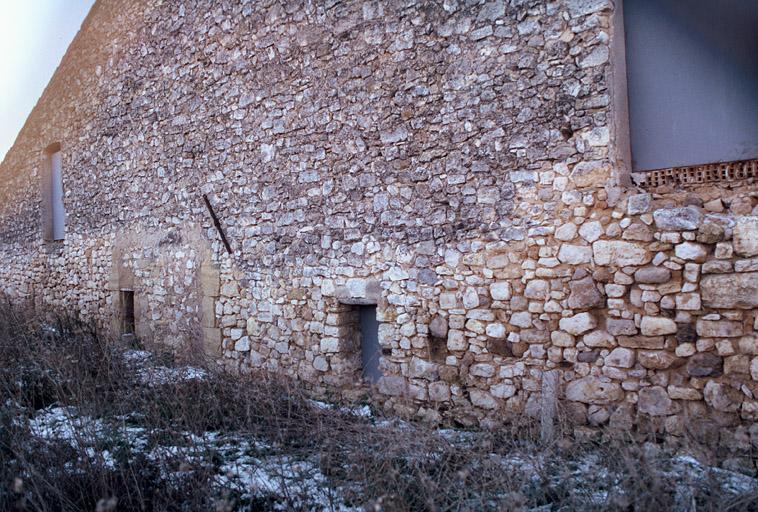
[0,299,755,511]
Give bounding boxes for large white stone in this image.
[640,316,677,336]
[579,221,604,243]
[557,244,593,264]
[593,240,651,267]
[734,216,758,257]
[489,281,511,301]
[565,376,623,404]
[559,312,597,335]
[674,242,708,262]
[605,347,635,368]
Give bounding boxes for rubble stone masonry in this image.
[1,0,757,445]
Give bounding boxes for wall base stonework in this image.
[0,0,755,447]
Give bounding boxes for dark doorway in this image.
[359,305,381,383]
[120,290,135,337]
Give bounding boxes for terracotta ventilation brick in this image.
[633,158,758,190]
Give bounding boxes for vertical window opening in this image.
[43,143,65,241]
[358,305,382,383]
[120,290,135,337]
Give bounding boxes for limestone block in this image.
[704,380,741,412]
[606,318,637,336]
[674,242,708,262]
[583,329,614,348]
[565,376,623,404]
[429,382,451,402]
[640,316,677,336]
[447,329,467,351]
[593,240,651,267]
[696,319,743,338]
[491,382,517,399]
[469,389,498,409]
[637,350,681,370]
[605,347,635,368]
[559,312,597,335]
[234,336,250,352]
[486,322,506,339]
[675,293,701,311]
[653,206,702,231]
[489,281,511,301]
[557,244,593,264]
[579,221,604,243]
[555,223,578,241]
[701,272,758,308]
[568,276,603,309]
[470,363,496,378]
[627,193,652,215]
[378,375,406,396]
[429,315,448,338]
[733,216,758,257]
[524,279,549,300]
[667,385,702,400]
[638,386,676,416]
[686,353,723,377]
[409,357,438,380]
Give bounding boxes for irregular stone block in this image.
[638,386,676,416]
[634,266,671,284]
[524,279,549,300]
[627,193,652,215]
[559,312,597,335]
[565,376,623,404]
[653,206,702,231]
[378,375,406,396]
[696,319,743,338]
[704,380,741,412]
[593,240,651,267]
[733,216,758,257]
[701,272,758,308]
[674,242,708,262]
[409,357,438,380]
[489,281,511,301]
[637,350,682,370]
[568,276,603,309]
[583,329,614,348]
[686,352,723,377]
[640,316,677,336]
[557,244,593,264]
[606,318,637,336]
[469,389,498,409]
[605,347,635,368]
[618,335,665,349]
[429,314,448,338]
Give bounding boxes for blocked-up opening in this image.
[358,305,382,383]
[120,290,135,337]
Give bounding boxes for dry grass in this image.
[0,299,755,511]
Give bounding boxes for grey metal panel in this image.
[51,151,65,240]
[624,0,758,171]
[359,305,382,383]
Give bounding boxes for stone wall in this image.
[0,0,756,445]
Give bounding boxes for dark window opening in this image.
[120,290,135,337]
[42,142,65,241]
[624,0,758,171]
[428,336,447,363]
[358,305,382,383]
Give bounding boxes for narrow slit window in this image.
[358,305,382,383]
[43,144,65,241]
[120,290,135,336]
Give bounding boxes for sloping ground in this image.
[0,305,756,510]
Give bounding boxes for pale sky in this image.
[0,0,95,163]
